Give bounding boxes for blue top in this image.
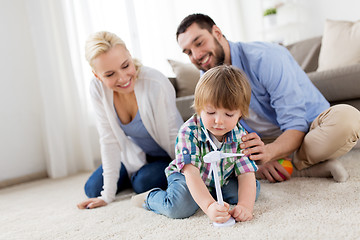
[228,40,329,133]
[118,110,169,157]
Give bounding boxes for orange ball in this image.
[277,158,293,180]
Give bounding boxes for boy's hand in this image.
[229,204,253,222]
[206,201,231,223]
[77,198,107,209]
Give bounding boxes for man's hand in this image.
[77,198,107,209]
[256,160,291,183]
[229,204,253,222]
[240,132,271,163]
[241,130,304,166]
[205,201,231,223]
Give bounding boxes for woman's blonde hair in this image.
[85,31,141,73]
[193,65,251,117]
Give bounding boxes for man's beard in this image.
[199,37,225,72]
[213,37,225,67]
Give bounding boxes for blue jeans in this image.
[84,155,171,197]
[145,172,261,219]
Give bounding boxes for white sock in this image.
[131,189,152,208]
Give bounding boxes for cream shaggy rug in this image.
[1,149,360,240]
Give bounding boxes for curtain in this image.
[25,0,95,178]
[65,0,246,77]
[23,0,245,178]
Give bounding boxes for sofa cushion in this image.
[286,36,322,73]
[308,64,360,102]
[168,59,200,97]
[318,19,360,72]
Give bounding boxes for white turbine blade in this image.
[201,128,218,151]
[211,163,224,206]
[219,152,245,159]
[203,151,221,163]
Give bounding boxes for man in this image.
[176,13,360,183]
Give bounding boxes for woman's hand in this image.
[205,201,231,223]
[241,132,271,164]
[77,198,107,209]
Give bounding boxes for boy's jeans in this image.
[145,172,260,219]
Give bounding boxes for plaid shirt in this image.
[165,114,258,189]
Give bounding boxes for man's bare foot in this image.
[292,159,349,182]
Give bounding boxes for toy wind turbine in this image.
[202,128,244,227]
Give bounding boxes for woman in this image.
[77,31,183,209]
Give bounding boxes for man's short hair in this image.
[176,13,216,40]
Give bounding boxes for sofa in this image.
[168,35,360,121]
[287,36,360,111]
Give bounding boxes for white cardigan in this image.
[90,66,183,203]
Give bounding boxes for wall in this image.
[292,0,360,43]
[0,0,46,183]
[242,0,360,44]
[1,0,359,184]
[307,0,360,36]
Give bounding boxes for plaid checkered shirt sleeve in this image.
[165,115,258,188]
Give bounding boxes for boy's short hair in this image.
[193,65,251,118]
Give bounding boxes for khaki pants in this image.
[293,104,360,170]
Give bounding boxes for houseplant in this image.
[263,7,277,28]
[263,7,277,17]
